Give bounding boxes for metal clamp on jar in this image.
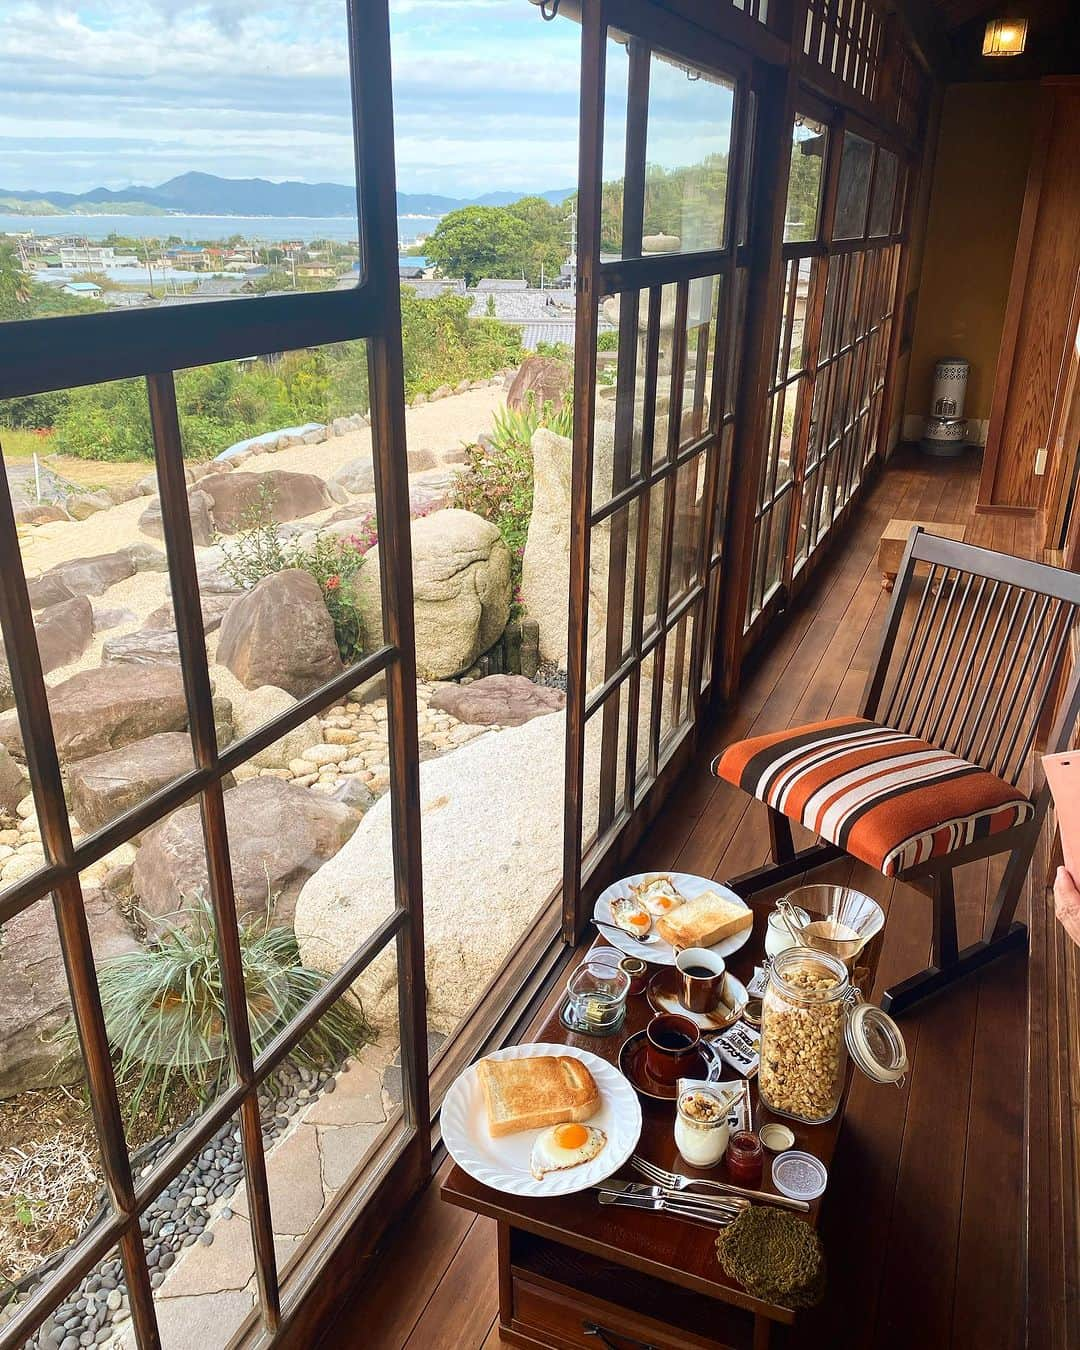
[758,948,907,1125]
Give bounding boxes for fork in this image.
[631,1155,810,1213]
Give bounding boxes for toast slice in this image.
[656,889,752,950]
[476,1055,601,1138]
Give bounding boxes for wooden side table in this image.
[878,519,966,590]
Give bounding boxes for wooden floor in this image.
[322,450,1032,1350]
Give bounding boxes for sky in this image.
[0,1,734,200]
[0,0,582,198]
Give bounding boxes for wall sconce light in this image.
[982,19,1028,56]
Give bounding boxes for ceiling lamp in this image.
[982,18,1028,56]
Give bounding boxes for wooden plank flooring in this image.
[321,451,1032,1350]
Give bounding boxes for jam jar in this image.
[758,947,907,1125]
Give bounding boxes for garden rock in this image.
[429,674,565,726]
[67,732,199,833]
[0,665,188,763]
[295,712,572,1033]
[28,551,135,605]
[507,354,572,414]
[0,887,139,1098]
[34,595,95,674]
[0,744,26,814]
[329,454,375,496]
[65,490,113,521]
[216,569,344,697]
[210,669,321,770]
[124,542,169,573]
[133,777,359,931]
[101,628,181,667]
[407,447,437,473]
[139,491,216,547]
[196,470,334,533]
[409,468,457,517]
[14,502,67,526]
[355,510,511,680]
[329,777,377,814]
[92,606,139,632]
[145,592,238,634]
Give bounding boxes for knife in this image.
[596,1191,738,1227]
[593,1182,747,1214]
[593,1176,808,1214]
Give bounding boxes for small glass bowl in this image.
[563,958,631,1036]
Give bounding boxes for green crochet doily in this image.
[715,1207,827,1310]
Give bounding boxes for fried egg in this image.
[530,1122,608,1180]
[609,895,653,938]
[632,874,685,916]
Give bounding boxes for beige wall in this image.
[903,81,1040,440]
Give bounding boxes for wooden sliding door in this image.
[562,0,755,934]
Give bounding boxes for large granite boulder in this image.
[355,510,511,680]
[0,665,188,763]
[139,490,216,547]
[101,628,181,666]
[507,354,572,414]
[209,670,322,770]
[0,744,26,814]
[35,595,95,674]
[196,470,334,533]
[0,597,94,709]
[429,674,565,727]
[65,490,113,521]
[27,550,136,607]
[0,888,140,1098]
[329,454,375,496]
[67,732,198,833]
[521,428,572,665]
[294,712,569,1033]
[132,777,359,931]
[409,468,457,517]
[216,569,344,697]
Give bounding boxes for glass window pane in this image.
[643,56,734,254]
[833,132,874,240]
[783,116,827,244]
[869,149,899,237]
[600,39,630,258]
[0,1,361,327]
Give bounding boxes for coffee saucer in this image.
[617,1029,723,1103]
[647,967,748,1031]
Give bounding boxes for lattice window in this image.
[803,0,885,104]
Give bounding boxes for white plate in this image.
[441,1042,642,1198]
[594,872,753,967]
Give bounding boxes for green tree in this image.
[505,195,568,287]
[425,206,528,287]
[0,242,30,320]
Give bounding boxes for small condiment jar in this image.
[618,955,648,997]
[725,1130,764,1187]
[764,904,811,959]
[674,1086,731,1168]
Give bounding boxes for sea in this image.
[0,212,440,247]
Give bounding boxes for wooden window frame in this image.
[0,4,430,1345]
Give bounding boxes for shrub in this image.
[596,331,619,351]
[65,893,372,1127]
[216,488,369,661]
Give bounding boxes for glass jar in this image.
[758,947,907,1125]
[725,1130,764,1186]
[674,1086,731,1168]
[764,904,811,959]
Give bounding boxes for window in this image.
[784,115,828,244]
[0,6,430,1346]
[833,132,875,240]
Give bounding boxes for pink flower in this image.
[326,575,341,591]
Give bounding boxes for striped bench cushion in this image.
[713,717,1034,877]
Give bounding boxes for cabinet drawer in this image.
[509,1269,737,1350]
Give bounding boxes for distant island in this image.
[0,171,574,219]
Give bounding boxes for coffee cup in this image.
[676,947,729,1013]
[644,1013,701,1084]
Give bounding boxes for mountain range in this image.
[0,172,574,218]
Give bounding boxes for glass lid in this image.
[845,1002,908,1086]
